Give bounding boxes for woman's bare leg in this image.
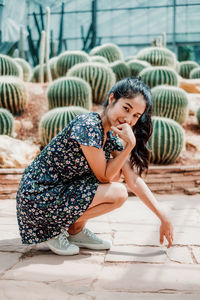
[68,182,128,235]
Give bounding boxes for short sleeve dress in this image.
[16,112,124,244]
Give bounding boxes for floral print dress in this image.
[16,112,123,244]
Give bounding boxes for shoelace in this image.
[83,228,101,242]
[56,230,70,248]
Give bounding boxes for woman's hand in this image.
[111,123,136,148]
[160,218,174,248]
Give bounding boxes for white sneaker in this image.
[46,231,79,255]
[68,227,111,250]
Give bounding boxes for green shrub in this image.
[0,108,14,135]
[0,76,28,115]
[67,62,116,104]
[179,61,199,79]
[90,43,123,63]
[56,51,89,77]
[109,60,130,82]
[13,58,32,82]
[151,85,188,124]
[0,54,21,77]
[127,59,151,77]
[149,116,185,164]
[139,66,178,88]
[136,47,176,68]
[47,77,92,110]
[39,106,89,146]
[190,67,200,79]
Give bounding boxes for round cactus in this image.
[0,54,21,77]
[47,77,92,110]
[109,60,130,82]
[56,50,89,77]
[151,85,188,124]
[190,67,200,79]
[31,57,59,82]
[0,108,14,135]
[90,55,108,64]
[179,61,199,79]
[196,107,200,127]
[124,56,136,63]
[136,47,176,68]
[39,106,89,146]
[149,116,185,164]
[90,43,123,63]
[127,59,151,77]
[0,76,28,115]
[67,62,116,105]
[139,66,178,88]
[14,58,32,82]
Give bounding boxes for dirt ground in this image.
[14,82,200,166]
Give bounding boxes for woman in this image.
[16,77,173,255]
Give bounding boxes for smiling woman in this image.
[16,77,174,256]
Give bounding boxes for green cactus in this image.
[149,116,185,164]
[90,55,108,64]
[14,58,32,82]
[0,108,14,135]
[67,62,116,105]
[151,85,188,124]
[39,106,89,146]
[47,77,92,110]
[190,67,200,79]
[0,54,21,77]
[56,50,89,77]
[0,76,28,115]
[136,47,176,68]
[139,66,178,88]
[90,43,123,63]
[127,59,151,77]
[196,107,200,127]
[109,60,130,82]
[31,57,59,82]
[124,56,136,63]
[179,61,199,79]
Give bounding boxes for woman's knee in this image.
[111,182,128,207]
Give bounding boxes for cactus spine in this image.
[90,43,123,63]
[47,77,92,110]
[0,108,14,135]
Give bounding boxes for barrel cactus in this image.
[136,47,176,68]
[0,108,14,135]
[124,56,136,63]
[39,106,89,146]
[127,59,151,77]
[197,107,200,127]
[109,60,130,82]
[179,61,199,79]
[190,67,200,79]
[149,116,185,164]
[0,54,21,77]
[67,62,116,104]
[14,58,32,82]
[47,77,92,110]
[139,66,178,88]
[56,50,89,77]
[31,57,59,82]
[0,76,28,115]
[151,85,188,124]
[90,43,123,63]
[90,55,108,64]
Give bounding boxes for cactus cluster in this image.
[0,108,14,135]
[139,66,178,88]
[39,106,89,146]
[190,67,200,79]
[179,61,199,79]
[0,54,21,77]
[109,60,130,82]
[47,77,92,110]
[56,51,89,77]
[149,116,185,164]
[127,59,151,77]
[14,58,32,82]
[151,85,188,124]
[90,43,123,63]
[136,47,176,68]
[31,57,59,82]
[0,76,28,115]
[67,62,116,104]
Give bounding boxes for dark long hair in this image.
[103,77,152,176]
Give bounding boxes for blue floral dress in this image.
[16,112,123,244]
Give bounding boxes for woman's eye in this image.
[124,107,129,112]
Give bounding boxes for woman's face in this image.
[107,93,146,128]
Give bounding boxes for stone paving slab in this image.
[0,252,21,274]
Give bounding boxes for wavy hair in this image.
[103,77,152,176]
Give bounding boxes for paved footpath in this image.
[0,194,200,300]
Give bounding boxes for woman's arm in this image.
[121,159,174,248]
